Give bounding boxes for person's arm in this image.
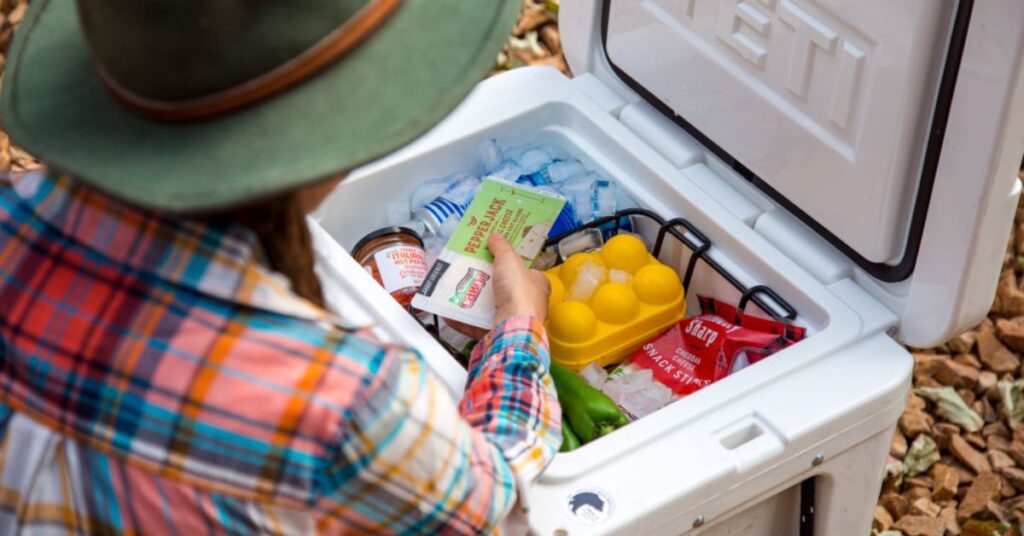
[313,339,559,534]
[313,235,560,532]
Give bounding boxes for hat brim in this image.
[1,0,519,212]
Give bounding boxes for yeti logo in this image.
[566,489,612,524]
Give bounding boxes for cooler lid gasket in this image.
[599,0,975,283]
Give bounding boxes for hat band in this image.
[96,0,402,122]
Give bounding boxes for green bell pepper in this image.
[560,418,581,452]
[550,363,629,444]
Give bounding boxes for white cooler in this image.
[309,1,1024,534]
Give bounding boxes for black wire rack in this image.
[545,208,798,322]
[411,207,799,366]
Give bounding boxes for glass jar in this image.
[352,226,428,308]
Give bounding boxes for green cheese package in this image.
[412,178,566,328]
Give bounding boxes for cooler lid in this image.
[560,0,1024,346]
[601,0,962,271]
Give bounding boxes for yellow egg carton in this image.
[543,234,686,371]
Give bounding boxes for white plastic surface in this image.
[604,1,955,263]
[311,66,911,534]
[561,0,1024,347]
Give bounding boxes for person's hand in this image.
[490,233,550,325]
[444,233,550,339]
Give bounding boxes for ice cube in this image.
[615,187,638,212]
[533,249,559,271]
[546,160,586,183]
[518,148,555,175]
[529,143,569,161]
[609,269,632,285]
[486,160,524,183]
[438,215,461,239]
[556,228,603,259]
[592,179,619,219]
[479,139,504,171]
[386,201,410,225]
[579,363,608,390]
[409,177,450,211]
[566,260,606,302]
[422,235,445,267]
[602,369,653,402]
[617,381,673,419]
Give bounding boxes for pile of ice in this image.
[579,362,673,420]
[387,139,638,262]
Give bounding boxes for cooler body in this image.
[311,67,915,534]
[311,0,1024,532]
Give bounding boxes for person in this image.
[0,1,561,534]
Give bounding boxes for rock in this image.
[934,463,962,501]
[893,514,945,536]
[893,432,909,459]
[999,474,1016,499]
[907,485,934,502]
[959,473,1003,522]
[984,422,1011,439]
[991,269,1024,317]
[979,398,999,424]
[989,449,1017,473]
[967,432,988,451]
[1001,494,1024,514]
[961,519,1011,536]
[515,7,555,35]
[996,317,1024,352]
[961,388,979,407]
[911,497,943,517]
[1008,436,1024,467]
[935,358,981,388]
[882,492,911,519]
[953,435,994,474]
[949,331,979,354]
[984,500,1010,523]
[873,504,894,532]
[979,371,999,394]
[906,475,934,489]
[915,353,946,382]
[978,331,1021,375]
[955,352,984,370]
[953,461,978,485]
[939,505,962,535]
[539,24,561,56]
[1002,467,1024,491]
[936,423,962,450]
[902,406,936,438]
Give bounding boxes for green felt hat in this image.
[1,0,519,212]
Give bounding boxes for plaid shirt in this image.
[0,172,561,534]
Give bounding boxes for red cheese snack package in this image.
[609,296,806,398]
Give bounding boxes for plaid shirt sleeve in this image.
[314,315,561,534]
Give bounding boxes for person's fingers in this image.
[488,233,518,269]
[528,269,551,296]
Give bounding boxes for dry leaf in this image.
[917,386,984,433]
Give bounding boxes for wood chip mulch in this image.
[0,0,37,173]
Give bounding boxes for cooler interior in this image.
[313,98,837,450]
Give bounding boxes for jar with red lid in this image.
[352,226,428,307]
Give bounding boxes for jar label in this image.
[374,245,427,293]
